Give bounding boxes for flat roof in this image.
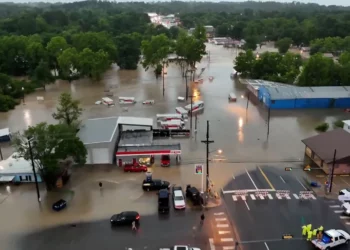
[117,116,153,127]
[343,120,350,126]
[119,131,153,146]
[0,128,10,137]
[78,117,118,144]
[302,129,350,163]
[117,143,181,154]
[0,153,37,174]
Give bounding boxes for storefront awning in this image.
[0,176,15,182]
[117,143,181,156]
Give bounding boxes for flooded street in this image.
[0,43,348,250]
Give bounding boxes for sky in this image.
[0,0,349,7]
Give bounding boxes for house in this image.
[343,120,350,133]
[301,129,350,174]
[0,153,42,183]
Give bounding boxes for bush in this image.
[0,94,18,112]
[315,122,329,132]
[333,120,344,128]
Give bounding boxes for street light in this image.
[21,87,25,105]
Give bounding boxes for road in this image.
[221,165,350,250]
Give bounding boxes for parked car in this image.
[186,185,202,206]
[158,189,170,214]
[52,199,67,211]
[161,155,171,167]
[338,188,350,203]
[312,229,350,249]
[142,179,170,191]
[110,211,140,226]
[172,186,186,210]
[124,163,148,172]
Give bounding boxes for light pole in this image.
[21,87,25,105]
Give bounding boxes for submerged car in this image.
[110,211,140,226]
[52,199,67,211]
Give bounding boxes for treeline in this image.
[310,36,350,55]
[234,50,350,87]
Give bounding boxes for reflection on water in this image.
[23,110,32,127]
[238,117,244,143]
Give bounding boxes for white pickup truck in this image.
[312,229,350,249]
[160,245,201,250]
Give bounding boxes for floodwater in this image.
[0,43,348,249]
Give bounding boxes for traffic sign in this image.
[282,234,293,239]
[195,164,203,174]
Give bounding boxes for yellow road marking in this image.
[257,166,275,191]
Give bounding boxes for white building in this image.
[343,120,350,133]
[0,153,42,183]
[77,116,153,164]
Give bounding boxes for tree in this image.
[297,53,337,86]
[192,25,207,42]
[234,49,256,76]
[169,26,180,39]
[141,34,172,77]
[275,37,293,54]
[77,48,110,80]
[46,36,69,75]
[26,41,48,73]
[52,92,83,127]
[115,33,141,70]
[12,122,87,190]
[57,48,79,79]
[243,36,258,51]
[32,60,54,90]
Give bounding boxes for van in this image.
[228,93,237,102]
[184,101,204,113]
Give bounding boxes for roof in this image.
[78,117,118,144]
[117,116,153,127]
[0,128,10,137]
[301,129,350,163]
[343,120,350,126]
[119,131,153,146]
[0,153,36,174]
[325,229,342,237]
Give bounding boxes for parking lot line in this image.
[221,238,234,242]
[334,210,343,213]
[245,169,258,189]
[219,231,231,235]
[264,242,270,250]
[346,222,350,225]
[250,194,256,200]
[279,176,286,183]
[217,224,229,228]
[223,247,235,250]
[296,177,307,190]
[293,194,299,199]
[214,212,225,216]
[330,205,341,208]
[209,238,216,250]
[215,218,227,221]
[257,166,275,190]
[340,216,349,219]
[244,200,250,211]
[340,177,350,186]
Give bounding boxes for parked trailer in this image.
[119,97,136,104]
[184,101,204,113]
[175,107,189,119]
[156,114,183,122]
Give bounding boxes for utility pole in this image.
[195,114,198,131]
[201,121,214,192]
[246,92,250,110]
[329,149,337,193]
[28,137,41,202]
[162,61,165,97]
[267,108,271,137]
[185,70,189,101]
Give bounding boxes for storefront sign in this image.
[195,164,203,174]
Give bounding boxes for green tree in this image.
[115,33,142,70]
[77,48,110,80]
[46,36,69,75]
[338,51,350,85]
[169,26,180,39]
[275,37,293,54]
[0,94,17,112]
[26,41,48,73]
[12,122,87,190]
[192,25,207,42]
[57,48,79,79]
[297,53,337,86]
[141,34,172,78]
[32,60,54,90]
[52,92,83,127]
[234,49,256,76]
[243,36,258,51]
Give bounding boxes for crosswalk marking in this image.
[216,218,227,221]
[293,194,299,199]
[217,224,229,228]
[276,193,282,199]
[232,195,237,201]
[223,247,235,250]
[241,195,246,201]
[221,238,234,242]
[250,194,256,200]
[330,205,341,208]
[267,194,273,200]
[286,195,291,200]
[218,231,231,235]
[214,212,225,216]
[259,194,265,200]
[334,210,343,213]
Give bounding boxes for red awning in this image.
[116,150,181,156]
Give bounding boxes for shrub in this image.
[0,94,18,112]
[315,122,329,132]
[333,120,344,128]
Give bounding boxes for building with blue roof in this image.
[245,79,350,109]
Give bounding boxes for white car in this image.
[159,246,201,250]
[341,202,350,216]
[172,186,186,210]
[312,229,350,249]
[338,188,350,203]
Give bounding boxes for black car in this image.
[158,189,170,214]
[52,199,67,211]
[110,211,140,226]
[186,185,202,206]
[142,179,170,191]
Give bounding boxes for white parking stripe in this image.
[334,210,343,213]
[218,231,231,234]
[245,169,258,189]
[209,238,215,250]
[244,200,250,211]
[223,247,235,250]
[340,216,349,219]
[330,205,341,208]
[215,218,227,221]
[214,212,225,215]
[232,195,237,201]
[276,193,282,199]
[346,222,350,225]
[296,177,307,190]
[293,194,299,199]
[250,194,256,200]
[259,194,265,200]
[217,224,229,228]
[267,194,273,200]
[221,238,234,242]
[241,195,246,201]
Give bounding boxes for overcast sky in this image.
[0,0,349,7]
